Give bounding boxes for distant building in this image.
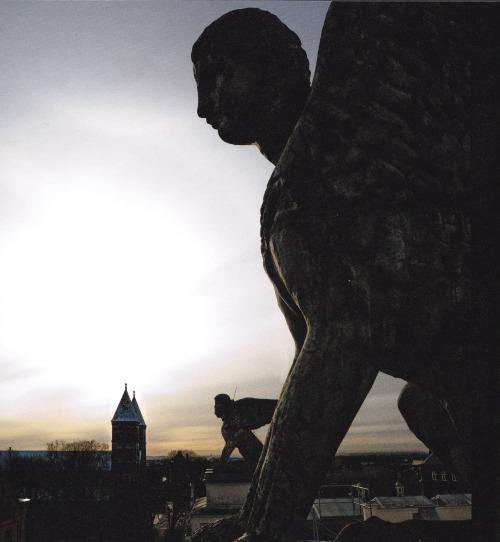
[0,483,29,542]
[191,471,250,534]
[111,384,146,473]
[362,493,472,522]
[364,495,435,522]
[430,492,472,521]
[412,453,470,497]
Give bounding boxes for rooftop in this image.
[432,493,472,506]
[371,495,434,508]
[307,498,361,519]
[131,392,146,426]
[111,383,146,425]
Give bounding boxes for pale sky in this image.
[0,1,425,456]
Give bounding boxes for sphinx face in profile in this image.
[192,8,311,164]
[193,54,268,147]
[213,393,231,419]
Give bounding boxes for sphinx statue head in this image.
[191,8,311,164]
[213,393,231,419]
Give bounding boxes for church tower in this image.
[111,384,147,472]
[132,390,147,465]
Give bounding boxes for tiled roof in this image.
[112,384,143,424]
[0,451,48,465]
[431,493,472,506]
[421,453,443,466]
[0,451,48,462]
[0,451,112,470]
[372,495,434,508]
[131,392,146,426]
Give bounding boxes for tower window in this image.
[431,471,437,481]
[441,471,447,481]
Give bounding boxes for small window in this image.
[441,471,448,481]
[432,471,437,481]
[452,473,457,481]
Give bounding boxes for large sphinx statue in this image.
[191,4,498,541]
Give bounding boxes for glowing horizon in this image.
[0,1,425,458]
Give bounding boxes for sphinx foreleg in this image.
[238,221,379,542]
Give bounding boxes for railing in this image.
[315,484,371,519]
[350,483,372,518]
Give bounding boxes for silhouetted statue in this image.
[192,4,498,541]
[214,394,277,467]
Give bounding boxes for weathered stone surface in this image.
[192,3,498,541]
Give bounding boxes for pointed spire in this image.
[112,384,140,423]
[131,391,146,427]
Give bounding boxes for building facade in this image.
[413,453,470,498]
[0,483,29,542]
[362,494,472,522]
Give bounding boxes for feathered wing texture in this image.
[264,2,471,240]
[309,2,470,204]
[261,3,472,385]
[231,399,278,430]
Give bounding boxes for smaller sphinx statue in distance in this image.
[213,394,277,477]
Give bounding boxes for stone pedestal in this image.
[206,480,251,509]
[190,469,252,534]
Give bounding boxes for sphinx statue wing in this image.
[260,2,476,381]
[264,3,472,239]
[234,398,278,430]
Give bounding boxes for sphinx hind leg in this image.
[398,382,472,482]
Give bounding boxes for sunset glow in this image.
[0,1,425,456]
